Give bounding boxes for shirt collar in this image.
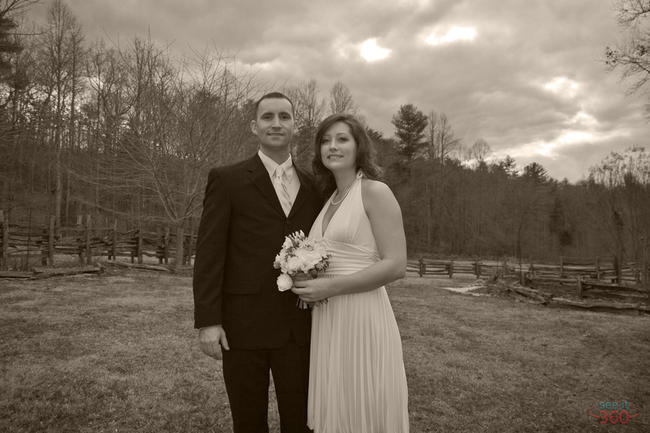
[258,150,294,179]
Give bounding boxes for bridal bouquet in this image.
[273,230,330,308]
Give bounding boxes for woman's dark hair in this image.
[312,113,383,195]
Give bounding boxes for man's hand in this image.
[198,325,229,359]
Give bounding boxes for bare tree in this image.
[109,40,257,265]
[605,0,650,112]
[80,41,131,217]
[434,112,460,161]
[589,146,650,186]
[34,0,84,229]
[0,0,39,19]
[466,138,491,163]
[328,81,356,115]
[64,12,84,224]
[588,147,650,273]
[285,79,325,169]
[0,0,39,206]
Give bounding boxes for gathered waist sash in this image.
[320,238,379,276]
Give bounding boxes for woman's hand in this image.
[291,277,335,303]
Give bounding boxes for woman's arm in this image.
[292,179,407,302]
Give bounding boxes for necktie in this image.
[274,167,293,216]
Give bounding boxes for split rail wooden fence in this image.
[2,211,648,302]
[407,255,649,301]
[406,258,515,279]
[0,212,196,271]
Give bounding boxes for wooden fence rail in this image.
[406,258,517,279]
[2,211,648,291]
[407,255,649,298]
[0,213,196,270]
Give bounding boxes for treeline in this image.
[0,0,648,266]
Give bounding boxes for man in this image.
[193,92,322,433]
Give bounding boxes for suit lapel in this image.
[248,154,285,218]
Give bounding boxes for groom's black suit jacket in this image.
[193,154,322,349]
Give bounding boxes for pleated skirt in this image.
[307,285,409,433]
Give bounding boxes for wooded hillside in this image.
[0,0,648,269]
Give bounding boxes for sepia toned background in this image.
[1,1,648,432]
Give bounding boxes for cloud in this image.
[25,0,649,182]
[359,38,392,62]
[543,77,580,99]
[424,26,477,46]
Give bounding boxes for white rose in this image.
[295,250,319,273]
[287,255,302,273]
[277,273,293,292]
[282,237,293,249]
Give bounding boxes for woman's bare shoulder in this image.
[360,178,397,210]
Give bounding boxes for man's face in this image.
[250,98,295,151]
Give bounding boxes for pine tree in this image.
[391,103,428,160]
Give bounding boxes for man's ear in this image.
[250,119,258,135]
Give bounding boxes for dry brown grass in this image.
[1,271,648,432]
[396,275,649,432]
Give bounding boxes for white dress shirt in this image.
[258,150,300,214]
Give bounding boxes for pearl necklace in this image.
[330,182,354,206]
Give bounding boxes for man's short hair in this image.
[254,92,295,118]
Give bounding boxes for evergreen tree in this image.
[0,1,37,85]
[391,103,428,160]
[522,162,549,184]
[0,17,20,83]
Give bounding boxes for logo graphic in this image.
[587,400,641,425]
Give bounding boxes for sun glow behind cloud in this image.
[569,110,598,127]
[536,130,594,157]
[501,129,619,160]
[543,76,579,98]
[397,0,430,8]
[425,26,477,46]
[359,38,391,62]
[493,106,613,160]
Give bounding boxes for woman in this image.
[292,113,409,433]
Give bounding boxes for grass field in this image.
[1,270,648,432]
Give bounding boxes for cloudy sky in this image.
[27,0,649,182]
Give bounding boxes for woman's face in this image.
[320,122,357,173]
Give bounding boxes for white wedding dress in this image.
[307,173,409,433]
